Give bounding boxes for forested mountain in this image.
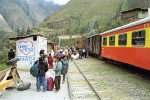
[39,0,150,38]
[0,0,61,32]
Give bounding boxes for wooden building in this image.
[121,8,148,23]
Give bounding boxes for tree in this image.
[16,26,20,36]
[26,26,31,35]
[20,27,26,36]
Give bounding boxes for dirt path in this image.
[1,69,69,100]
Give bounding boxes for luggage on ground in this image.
[17,82,31,91]
[47,77,54,91]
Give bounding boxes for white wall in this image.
[16,36,47,69]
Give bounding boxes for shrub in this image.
[0,49,8,64]
[0,64,8,71]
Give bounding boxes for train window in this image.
[103,37,107,46]
[118,34,127,46]
[109,36,115,46]
[132,30,145,46]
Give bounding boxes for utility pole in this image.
[58,36,61,47]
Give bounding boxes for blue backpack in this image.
[30,60,39,77]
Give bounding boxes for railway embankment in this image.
[68,57,150,100]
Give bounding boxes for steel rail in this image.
[72,60,101,100]
[66,75,73,100]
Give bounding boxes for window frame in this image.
[118,33,127,46]
[109,36,115,46]
[103,37,107,46]
[132,30,146,46]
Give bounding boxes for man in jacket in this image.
[36,56,48,92]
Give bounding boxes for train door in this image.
[99,35,102,59]
[90,37,93,53]
[96,35,99,55]
[92,36,96,54]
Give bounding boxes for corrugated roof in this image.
[9,34,44,40]
[121,8,148,13]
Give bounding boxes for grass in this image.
[0,64,8,71]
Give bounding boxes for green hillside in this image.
[39,0,150,39]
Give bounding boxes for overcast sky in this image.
[45,0,70,5]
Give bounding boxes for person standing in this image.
[68,47,72,61]
[8,49,15,60]
[86,46,90,58]
[48,53,53,69]
[54,56,62,92]
[36,56,48,92]
[49,48,54,57]
[78,48,83,59]
[61,55,69,83]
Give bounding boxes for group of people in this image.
[36,48,69,92]
[7,47,72,92]
[78,48,87,59]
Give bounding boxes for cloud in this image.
[45,0,70,5]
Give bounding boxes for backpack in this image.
[30,60,39,77]
[61,61,66,74]
[47,77,54,91]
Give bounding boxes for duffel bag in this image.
[47,77,54,91]
[17,82,31,91]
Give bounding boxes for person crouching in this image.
[36,56,48,92]
[54,56,62,92]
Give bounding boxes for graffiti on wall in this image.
[18,40,35,65]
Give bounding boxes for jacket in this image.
[54,61,62,76]
[39,61,48,76]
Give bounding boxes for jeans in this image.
[36,76,47,92]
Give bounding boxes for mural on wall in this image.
[18,40,35,65]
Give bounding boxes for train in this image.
[76,17,150,71]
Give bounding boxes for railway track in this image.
[67,60,101,100]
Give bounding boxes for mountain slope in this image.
[0,0,61,31]
[40,0,150,36]
[0,14,12,32]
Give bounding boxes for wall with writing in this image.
[16,35,47,68]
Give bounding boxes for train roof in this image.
[86,33,100,39]
[101,17,150,35]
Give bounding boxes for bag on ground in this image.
[47,77,54,91]
[17,82,31,91]
[30,60,39,77]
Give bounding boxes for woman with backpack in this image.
[36,56,48,92]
